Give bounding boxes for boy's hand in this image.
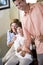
[17,47,22,52]
[20,51,26,57]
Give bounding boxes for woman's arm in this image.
[7,31,16,47]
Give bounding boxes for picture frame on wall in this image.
[0,0,10,10]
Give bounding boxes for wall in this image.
[10,0,20,20]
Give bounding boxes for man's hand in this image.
[22,45,32,55]
[8,36,17,47]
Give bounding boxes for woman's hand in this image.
[12,36,17,43]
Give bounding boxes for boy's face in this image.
[13,0,26,10]
[17,27,23,34]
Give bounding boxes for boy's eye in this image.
[19,2,21,4]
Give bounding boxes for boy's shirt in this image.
[14,34,33,60]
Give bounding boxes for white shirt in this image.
[14,34,33,60]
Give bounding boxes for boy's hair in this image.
[12,0,16,2]
[10,19,22,27]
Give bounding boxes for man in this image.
[12,0,43,65]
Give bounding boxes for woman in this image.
[2,19,21,64]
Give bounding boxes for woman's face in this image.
[11,23,17,33]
